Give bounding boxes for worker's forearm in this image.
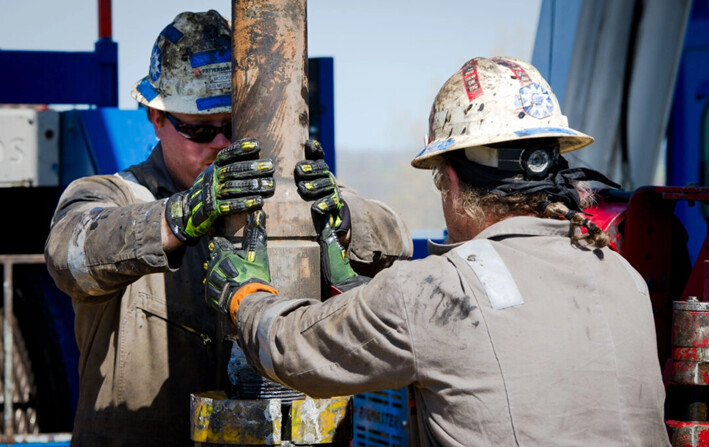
[161,210,183,253]
[45,176,173,302]
[235,270,415,398]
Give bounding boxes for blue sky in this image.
[1,0,541,154]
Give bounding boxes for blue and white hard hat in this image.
[411,57,593,169]
[130,10,232,115]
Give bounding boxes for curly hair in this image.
[432,161,610,248]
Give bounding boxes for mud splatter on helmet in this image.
[411,57,593,170]
[131,10,232,114]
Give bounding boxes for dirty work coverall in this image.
[235,216,670,447]
[44,144,413,447]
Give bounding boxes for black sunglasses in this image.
[165,113,232,143]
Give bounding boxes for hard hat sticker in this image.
[190,50,231,92]
[417,139,454,158]
[160,24,184,44]
[196,95,231,111]
[519,83,553,119]
[136,78,159,102]
[492,57,532,86]
[461,60,483,101]
[204,71,230,92]
[190,49,231,68]
[149,45,162,82]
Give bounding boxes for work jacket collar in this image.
[428,216,572,255]
[476,216,572,240]
[427,239,463,256]
[124,143,180,199]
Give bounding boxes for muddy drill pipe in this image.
[191,6,353,442]
[228,0,319,299]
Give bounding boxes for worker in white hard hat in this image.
[204,56,670,446]
[44,10,412,447]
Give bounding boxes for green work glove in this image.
[319,220,370,296]
[166,138,275,244]
[294,140,351,240]
[204,210,278,322]
[294,140,368,297]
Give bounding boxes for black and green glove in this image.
[204,210,278,322]
[294,140,351,240]
[319,220,370,296]
[166,138,275,244]
[294,140,368,297]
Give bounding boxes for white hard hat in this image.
[411,57,593,169]
[131,10,231,115]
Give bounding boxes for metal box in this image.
[0,109,59,187]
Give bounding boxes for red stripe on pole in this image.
[99,0,112,39]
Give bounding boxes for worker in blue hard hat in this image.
[204,56,670,447]
[44,10,411,447]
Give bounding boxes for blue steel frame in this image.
[667,0,709,263]
[0,39,118,107]
[308,57,337,175]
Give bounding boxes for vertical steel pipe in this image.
[230,0,319,298]
[217,8,354,443]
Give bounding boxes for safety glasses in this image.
[165,113,232,143]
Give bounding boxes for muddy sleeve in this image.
[340,184,413,276]
[44,175,171,303]
[235,264,415,398]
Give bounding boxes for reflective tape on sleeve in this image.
[256,299,311,381]
[67,211,105,296]
[610,251,648,295]
[453,239,524,310]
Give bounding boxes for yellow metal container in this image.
[190,391,351,445]
[290,396,351,444]
[191,391,282,445]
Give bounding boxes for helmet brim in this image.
[411,127,594,169]
[130,76,232,115]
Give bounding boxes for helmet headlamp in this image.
[461,139,561,180]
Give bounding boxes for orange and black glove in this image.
[204,210,278,322]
